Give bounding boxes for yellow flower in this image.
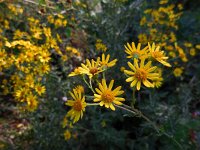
[148,42,171,67]
[99,53,117,69]
[124,42,148,59]
[26,94,38,111]
[173,67,183,77]
[38,51,51,63]
[124,59,159,90]
[37,64,50,74]
[120,67,125,72]
[68,67,82,77]
[95,39,107,52]
[35,84,46,96]
[65,89,87,123]
[153,68,163,88]
[195,44,200,49]
[159,0,168,5]
[74,85,84,93]
[94,79,125,111]
[184,42,192,48]
[64,130,71,141]
[189,48,196,56]
[15,88,28,101]
[79,58,102,78]
[138,34,148,44]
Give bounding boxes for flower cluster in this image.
[124,42,169,90]
[138,0,200,78]
[0,2,81,111]
[64,41,170,125]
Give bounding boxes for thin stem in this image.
[87,103,99,106]
[103,71,106,80]
[82,76,95,94]
[132,87,136,107]
[85,95,94,98]
[89,79,95,93]
[114,104,136,115]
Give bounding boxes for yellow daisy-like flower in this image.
[94,79,125,111]
[35,84,46,96]
[124,42,148,59]
[79,58,102,78]
[65,89,87,123]
[148,42,171,67]
[68,67,82,77]
[124,59,159,90]
[64,130,71,141]
[99,53,117,69]
[152,68,163,88]
[173,67,183,77]
[74,85,84,93]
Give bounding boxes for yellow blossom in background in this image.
[26,94,38,111]
[189,48,196,56]
[138,34,148,44]
[65,89,87,123]
[148,43,171,67]
[94,79,125,111]
[124,42,148,59]
[159,0,168,5]
[66,46,80,57]
[35,84,46,96]
[95,39,107,52]
[153,68,163,88]
[120,66,125,72]
[64,130,71,141]
[124,58,159,90]
[195,44,200,49]
[173,67,183,77]
[74,85,85,94]
[184,42,192,48]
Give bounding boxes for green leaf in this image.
[65,27,71,37]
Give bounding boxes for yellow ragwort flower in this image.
[68,67,82,77]
[124,42,148,59]
[94,79,125,111]
[124,59,159,90]
[99,53,117,69]
[79,58,102,78]
[148,42,171,67]
[173,67,183,77]
[64,130,71,141]
[65,89,87,123]
[35,84,46,96]
[74,85,84,94]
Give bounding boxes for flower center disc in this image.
[132,52,139,58]
[73,100,82,111]
[102,90,115,103]
[90,67,98,75]
[135,69,147,81]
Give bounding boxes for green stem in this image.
[89,79,95,93]
[103,71,106,80]
[131,87,136,107]
[85,95,94,98]
[87,103,99,106]
[82,76,95,93]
